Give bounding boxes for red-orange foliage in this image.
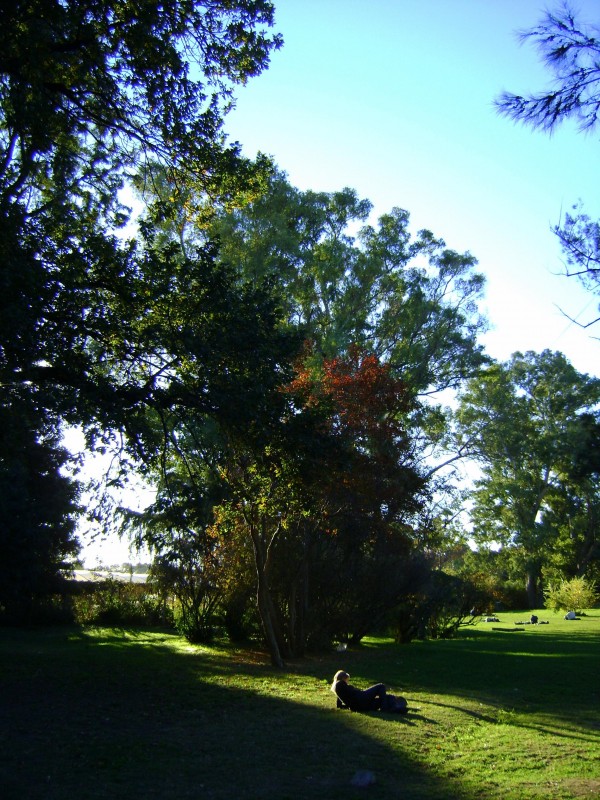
[285,344,411,443]
[282,344,423,525]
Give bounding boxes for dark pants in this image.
[355,683,387,711]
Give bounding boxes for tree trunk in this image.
[286,544,310,658]
[576,495,598,576]
[250,526,286,668]
[256,577,285,668]
[525,571,539,609]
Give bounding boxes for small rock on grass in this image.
[351,770,376,787]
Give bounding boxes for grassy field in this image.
[1,609,599,800]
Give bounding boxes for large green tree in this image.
[137,168,487,401]
[208,347,428,665]
[124,169,486,657]
[456,349,600,607]
[1,0,280,426]
[207,171,488,397]
[0,401,80,622]
[0,0,281,604]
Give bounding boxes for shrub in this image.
[390,571,485,643]
[150,558,222,644]
[544,576,598,613]
[72,579,173,627]
[221,589,259,643]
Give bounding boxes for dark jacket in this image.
[334,679,363,708]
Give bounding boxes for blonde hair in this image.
[330,670,349,693]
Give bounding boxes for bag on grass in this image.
[382,693,408,714]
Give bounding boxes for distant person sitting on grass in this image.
[331,670,408,714]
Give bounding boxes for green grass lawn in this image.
[1,609,599,799]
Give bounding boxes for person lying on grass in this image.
[331,670,408,713]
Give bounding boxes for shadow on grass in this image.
[0,626,482,800]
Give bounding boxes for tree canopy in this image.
[0,0,282,616]
[116,163,490,660]
[204,170,489,400]
[1,0,281,428]
[456,349,600,606]
[495,4,600,134]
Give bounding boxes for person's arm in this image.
[334,680,350,704]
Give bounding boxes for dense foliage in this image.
[544,575,598,613]
[0,0,281,619]
[456,350,600,607]
[2,1,598,645]
[120,168,489,661]
[0,405,80,622]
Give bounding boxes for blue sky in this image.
[226,0,600,377]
